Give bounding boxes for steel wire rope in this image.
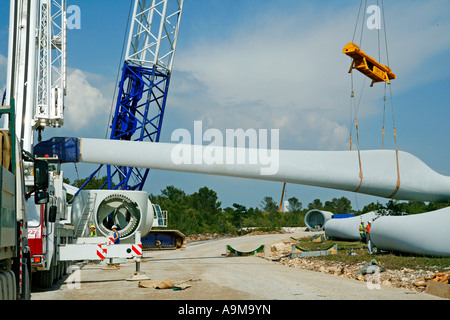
[349,0,367,149]
[380,0,401,198]
[349,73,367,193]
[104,1,134,141]
[358,0,368,47]
[349,0,368,193]
[67,2,134,207]
[351,0,365,43]
[382,83,387,149]
[349,0,400,197]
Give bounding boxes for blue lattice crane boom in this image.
[81,0,184,192]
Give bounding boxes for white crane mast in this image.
[5,0,39,153]
[126,0,184,72]
[34,0,66,131]
[6,0,66,151]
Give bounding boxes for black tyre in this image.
[33,264,54,289]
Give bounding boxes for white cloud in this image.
[64,69,111,132]
[168,1,450,151]
[170,7,371,150]
[0,54,6,67]
[0,57,113,135]
[0,54,7,98]
[372,0,450,90]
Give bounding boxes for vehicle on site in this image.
[32,0,187,252]
[0,102,49,299]
[3,0,190,298]
[143,204,185,250]
[1,0,169,297]
[0,0,60,299]
[27,158,74,289]
[1,0,75,292]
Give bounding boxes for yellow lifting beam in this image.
[343,42,396,87]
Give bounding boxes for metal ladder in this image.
[74,193,97,237]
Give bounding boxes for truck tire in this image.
[56,262,61,281]
[33,264,54,289]
[0,270,16,300]
[57,262,64,281]
[62,261,68,275]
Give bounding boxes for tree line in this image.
[149,185,450,236]
[65,176,450,236]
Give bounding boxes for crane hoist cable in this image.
[105,0,135,141]
[90,1,134,184]
[382,83,387,149]
[380,0,401,198]
[344,0,396,87]
[345,0,400,197]
[349,71,367,192]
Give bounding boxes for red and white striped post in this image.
[135,231,142,272]
[129,231,149,281]
[18,222,23,295]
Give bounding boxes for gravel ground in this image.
[31,231,444,301]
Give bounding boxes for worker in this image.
[112,225,120,244]
[365,221,372,243]
[359,221,366,242]
[85,225,98,264]
[89,225,97,237]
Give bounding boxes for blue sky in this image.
[1,0,449,211]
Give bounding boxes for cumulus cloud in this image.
[64,69,111,132]
[168,0,450,151]
[0,54,7,98]
[169,6,370,150]
[365,0,450,90]
[0,57,113,136]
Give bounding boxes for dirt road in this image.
[31,231,443,301]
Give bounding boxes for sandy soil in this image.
[31,231,443,301]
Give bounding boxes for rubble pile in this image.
[185,233,235,242]
[268,242,448,293]
[185,230,287,243]
[413,271,449,287]
[244,230,287,236]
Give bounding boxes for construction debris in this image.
[425,279,450,299]
[356,260,386,275]
[266,239,449,294]
[185,233,235,243]
[138,278,201,291]
[270,242,291,253]
[414,271,450,287]
[185,230,291,243]
[274,256,450,293]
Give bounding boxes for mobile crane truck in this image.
[1,0,70,298]
[0,102,49,300]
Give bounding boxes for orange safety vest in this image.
[365,224,371,234]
